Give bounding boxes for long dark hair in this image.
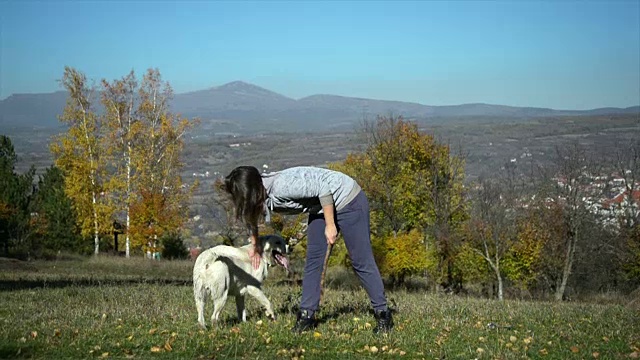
[224,166,266,237]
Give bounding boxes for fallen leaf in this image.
[230,327,240,334]
[399,350,406,356]
[148,328,157,335]
[571,346,580,353]
[539,348,548,355]
[382,346,388,352]
[477,347,485,353]
[127,335,133,341]
[510,336,518,342]
[53,329,61,337]
[164,343,172,352]
[101,352,109,358]
[150,346,162,353]
[30,331,37,339]
[592,352,600,358]
[313,331,322,338]
[629,352,639,359]
[524,337,532,344]
[370,346,379,353]
[256,320,263,326]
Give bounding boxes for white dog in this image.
[193,235,290,329]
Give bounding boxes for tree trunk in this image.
[556,229,577,301]
[497,269,504,301]
[80,105,99,256]
[92,191,99,255]
[125,142,131,258]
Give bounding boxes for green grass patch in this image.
[1,257,638,359]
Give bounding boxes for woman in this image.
[224,165,393,334]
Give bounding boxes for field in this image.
[1,257,638,359]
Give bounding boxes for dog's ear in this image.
[260,235,272,252]
[270,235,288,254]
[259,234,290,254]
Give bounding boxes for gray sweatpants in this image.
[300,191,388,315]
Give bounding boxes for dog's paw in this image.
[267,313,277,322]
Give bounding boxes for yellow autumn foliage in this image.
[373,230,429,283]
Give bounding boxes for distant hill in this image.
[0,91,68,127]
[1,81,638,131]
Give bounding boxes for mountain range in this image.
[1,81,638,132]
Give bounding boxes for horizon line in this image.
[2,80,639,112]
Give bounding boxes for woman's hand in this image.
[325,223,338,245]
[248,244,262,270]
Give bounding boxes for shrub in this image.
[374,230,429,285]
[160,232,189,260]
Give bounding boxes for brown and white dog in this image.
[193,235,290,329]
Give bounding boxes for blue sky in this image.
[1,1,638,110]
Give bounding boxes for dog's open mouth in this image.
[272,250,290,273]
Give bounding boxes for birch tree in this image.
[101,71,138,257]
[129,69,195,251]
[51,67,111,255]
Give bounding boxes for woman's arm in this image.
[322,203,338,245]
[248,226,262,269]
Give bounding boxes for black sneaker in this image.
[291,309,316,333]
[373,309,394,334]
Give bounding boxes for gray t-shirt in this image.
[262,166,362,216]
